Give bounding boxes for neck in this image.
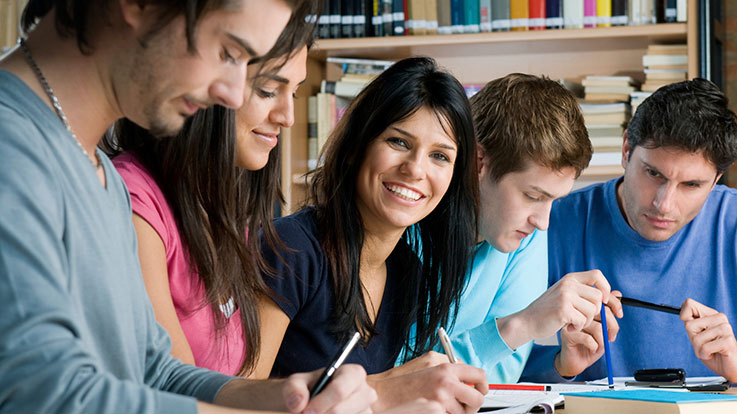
[1,17,121,155]
[360,226,404,275]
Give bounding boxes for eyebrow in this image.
[259,73,308,86]
[530,186,556,199]
[642,161,712,185]
[226,33,258,60]
[390,126,457,151]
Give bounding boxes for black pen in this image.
[620,296,681,315]
[310,331,361,398]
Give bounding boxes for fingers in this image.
[301,364,377,414]
[568,269,611,297]
[680,298,718,322]
[605,291,624,319]
[423,364,487,414]
[599,302,620,342]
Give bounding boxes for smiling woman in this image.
[254,57,488,412]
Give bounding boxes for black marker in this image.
[620,297,681,315]
[310,331,361,398]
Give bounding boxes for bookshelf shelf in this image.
[281,9,698,214]
[312,24,688,58]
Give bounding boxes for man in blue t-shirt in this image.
[522,78,737,383]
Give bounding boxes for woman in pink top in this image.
[106,23,309,376]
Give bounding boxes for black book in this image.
[318,0,331,38]
[665,0,677,22]
[392,0,405,35]
[330,0,342,38]
[341,0,354,38]
[382,0,393,36]
[353,0,366,37]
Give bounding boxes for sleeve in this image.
[261,214,326,318]
[115,160,171,246]
[0,113,222,413]
[450,230,549,383]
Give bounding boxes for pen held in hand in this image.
[309,331,361,398]
[620,297,681,315]
[437,327,457,363]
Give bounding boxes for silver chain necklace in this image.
[19,39,101,170]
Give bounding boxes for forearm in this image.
[213,378,288,412]
[496,312,535,351]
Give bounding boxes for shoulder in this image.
[272,208,321,250]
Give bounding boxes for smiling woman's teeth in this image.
[387,184,421,201]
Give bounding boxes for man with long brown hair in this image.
[0,1,382,413]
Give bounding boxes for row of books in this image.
[316,0,688,39]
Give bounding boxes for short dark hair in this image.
[310,56,479,359]
[21,0,309,55]
[626,78,737,175]
[471,73,592,180]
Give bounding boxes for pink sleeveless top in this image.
[114,152,245,375]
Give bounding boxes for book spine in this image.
[492,0,511,31]
[330,0,342,38]
[529,0,546,29]
[563,0,583,28]
[371,0,384,36]
[664,0,676,22]
[426,0,439,33]
[318,0,331,38]
[353,0,366,37]
[382,0,393,35]
[546,0,562,28]
[596,0,611,26]
[676,0,686,22]
[628,0,642,24]
[307,96,318,170]
[450,0,464,33]
[342,0,354,37]
[392,0,405,35]
[583,0,596,27]
[479,0,492,31]
[464,0,481,32]
[510,0,529,30]
[640,0,653,24]
[437,0,452,33]
[611,0,627,25]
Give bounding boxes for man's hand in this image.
[284,364,376,413]
[369,363,487,414]
[681,298,737,382]
[213,364,376,413]
[498,270,622,350]
[555,292,622,378]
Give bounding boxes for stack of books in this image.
[629,91,652,117]
[582,76,637,102]
[642,44,688,92]
[579,101,630,167]
[308,57,394,169]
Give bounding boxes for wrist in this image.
[554,351,576,379]
[497,312,531,351]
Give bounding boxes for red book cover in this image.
[529,0,546,29]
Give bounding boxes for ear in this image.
[714,172,723,188]
[118,0,150,31]
[476,143,487,178]
[621,130,630,169]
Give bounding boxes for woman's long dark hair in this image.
[309,57,479,361]
[101,8,317,375]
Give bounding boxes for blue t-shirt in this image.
[262,209,415,376]
[398,231,548,383]
[522,177,737,382]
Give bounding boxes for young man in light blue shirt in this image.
[396,74,623,384]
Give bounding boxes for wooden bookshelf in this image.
[281,9,699,214]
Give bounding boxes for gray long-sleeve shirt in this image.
[0,70,234,413]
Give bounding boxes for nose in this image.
[209,64,246,109]
[529,204,551,231]
[653,183,676,213]
[271,94,295,128]
[399,152,425,180]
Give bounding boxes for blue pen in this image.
[600,303,614,389]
